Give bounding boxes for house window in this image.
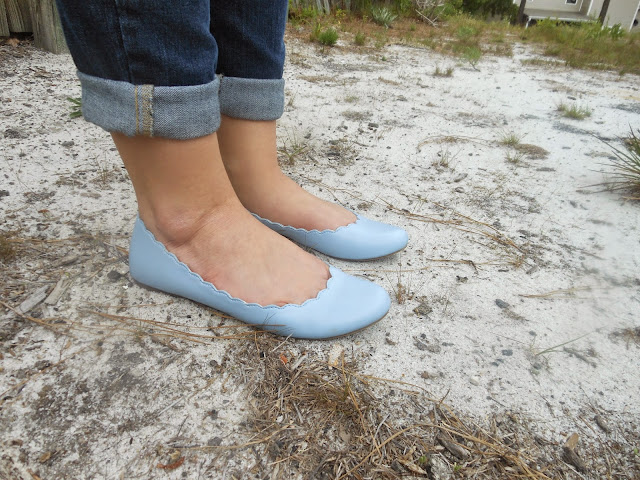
[566,0,577,3]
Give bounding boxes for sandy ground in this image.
[1,34,639,479]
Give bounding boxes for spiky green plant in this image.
[67,97,82,119]
[557,102,592,120]
[371,7,397,27]
[499,131,523,147]
[600,129,640,200]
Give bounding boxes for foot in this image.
[145,199,330,307]
[217,116,356,232]
[232,169,357,232]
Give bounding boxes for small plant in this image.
[416,0,461,24]
[317,27,339,46]
[67,97,82,119]
[278,131,310,166]
[433,148,454,168]
[344,95,359,103]
[599,129,640,200]
[456,25,478,41]
[499,131,523,147]
[462,46,482,70]
[374,31,389,49]
[433,65,454,77]
[371,7,397,28]
[506,151,524,164]
[354,31,366,46]
[335,8,348,21]
[557,102,592,120]
[0,234,17,263]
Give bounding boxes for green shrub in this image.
[461,0,517,20]
[462,46,482,68]
[393,0,413,14]
[354,31,366,46]
[318,27,339,46]
[440,0,464,17]
[457,25,479,40]
[371,6,397,27]
[521,18,640,75]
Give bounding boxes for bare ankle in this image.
[143,198,240,248]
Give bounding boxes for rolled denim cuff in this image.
[219,76,285,121]
[77,72,221,139]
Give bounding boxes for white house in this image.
[514,0,640,31]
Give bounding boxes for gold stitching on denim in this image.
[134,85,140,135]
[141,84,154,137]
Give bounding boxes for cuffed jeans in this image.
[55,0,288,139]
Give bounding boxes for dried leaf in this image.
[562,446,586,472]
[38,452,52,463]
[564,432,579,450]
[437,433,469,460]
[157,456,185,470]
[399,458,428,475]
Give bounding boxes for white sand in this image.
[1,36,639,478]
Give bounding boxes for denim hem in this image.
[77,72,221,139]
[219,77,285,121]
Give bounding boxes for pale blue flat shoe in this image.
[253,213,409,261]
[128,217,390,339]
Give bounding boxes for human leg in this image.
[211,0,356,231]
[212,1,408,258]
[217,117,356,231]
[55,0,328,306]
[54,0,392,336]
[111,132,328,307]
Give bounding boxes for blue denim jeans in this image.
[55,0,288,138]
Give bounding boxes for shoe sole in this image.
[131,279,388,340]
[302,244,408,262]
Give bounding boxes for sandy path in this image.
[1,36,639,478]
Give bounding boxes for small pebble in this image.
[107,270,122,282]
[495,299,510,309]
[470,376,480,386]
[413,302,433,317]
[207,437,222,447]
[453,173,468,183]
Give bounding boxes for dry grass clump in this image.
[234,338,636,479]
[433,65,454,77]
[557,101,592,120]
[515,143,549,159]
[610,326,640,348]
[499,131,523,147]
[0,233,17,263]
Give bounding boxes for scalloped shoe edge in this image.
[252,213,409,261]
[128,216,390,339]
